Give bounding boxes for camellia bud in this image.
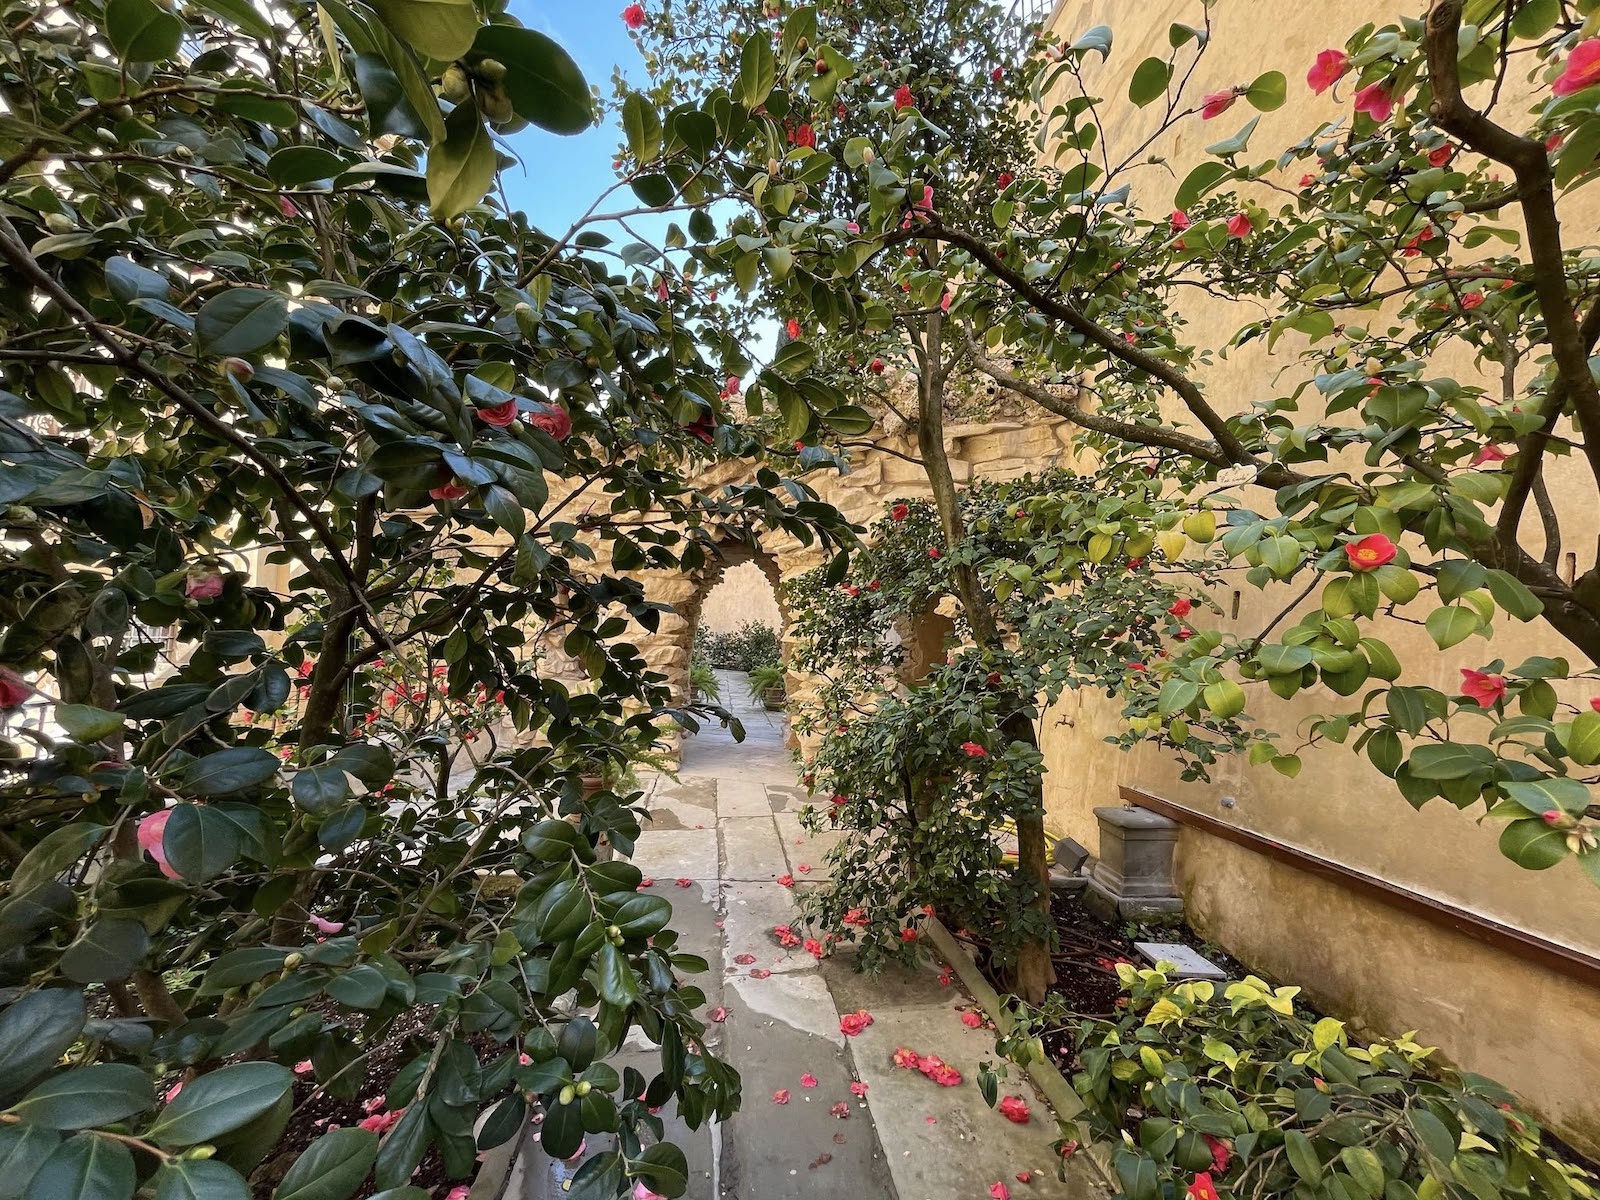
[184,1146,217,1159]
[475,57,508,82]
[795,36,808,51]
[815,58,828,74]
[284,952,303,969]
[480,87,514,125]
[606,924,622,940]
[558,1084,576,1105]
[43,212,75,234]
[325,376,345,390]
[861,147,874,164]
[575,1080,592,1096]
[439,63,472,104]
[221,356,254,382]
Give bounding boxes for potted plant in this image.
[690,654,720,703]
[747,662,788,710]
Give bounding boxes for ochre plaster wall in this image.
[1034,0,1600,1153]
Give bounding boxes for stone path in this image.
[511,670,1104,1200]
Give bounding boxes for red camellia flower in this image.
[531,404,572,440]
[1473,444,1508,466]
[1300,173,1316,187]
[1345,534,1398,571]
[1200,90,1235,120]
[1307,49,1350,94]
[996,170,1015,189]
[1187,1173,1221,1200]
[800,1072,818,1088]
[961,1011,982,1028]
[786,318,802,339]
[891,502,909,521]
[989,1184,1011,1200]
[1169,209,1191,233]
[900,927,917,942]
[804,937,824,958]
[477,399,518,427]
[684,413,715,444]
[869,357,886,374]
[1428,144,1455,167]
[1353,81,1394,122]
[893,83,915,109]
[790,123,817,149]
[830,1101,850,1118]
[1168,597,1193,618]
[1460,291,1485,310]
[1226,212,1252,239]
[777,873,794,888]
[429,481,471,502]
[927,546,942,559]
[1460,668,1507,707]
[960,741,988,758]
[1204,1135,1233,1174]
[1553,39,1600,96]
[991,67,1003,83]
[621,3,644,28]
[998,1095,1031,1124]
[892,1047,921,1069]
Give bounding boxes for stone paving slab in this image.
[719,814,790,880]
[774,813,844,881]
[630,829,720,882]
[719,881,817,975]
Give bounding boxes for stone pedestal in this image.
[1083,805,1184,923]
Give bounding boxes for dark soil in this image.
[962,889,1247,1071]
[239,1007,486,1198]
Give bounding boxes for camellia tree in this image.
[0,0,867,1195]
[627,0,1600,958]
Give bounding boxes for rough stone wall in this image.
[695,562,783,638]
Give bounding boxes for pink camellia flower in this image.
[1428,144,1455,167]
[165,1080,184,1103]
[293,1060,314,1076]
[308,915,343,935]
[997,171,1015,188]
[1200,90,1236,120]
[1472,444,1508,466]
[363,1096,387,1115]
[892,1047,921,1069]
[1552,39,1600,96]
[1169,209,1191,233]
[804,937,825,958]
[771,1089,790,1105]
[915,184,934,212]
[1345,533,1398,571]
[633,1183,667,1200]
[893,84,915,109]
[928,546,942,559]
[1168,598,1193,618]
[1299,173,1316,187]
[0,667,31,711]
[621,3,645,29]
[869,357,886,374]
[998,1095,1031,1124]
[1542,808,1573,827]
[845,221,860,233]
[446,1188,472,1200]
[1188,1172,1221,1200]
[829,1101,850,1119]
[476,399,518,427]
[850,1081,868,1096]
[989,1184,1011,1200]
[800,1072,818,1088]
[1460,669,1507,707]
[960,1011,982,1028]
[185,567,225,600]
[707,1005,729,1023]
[1353,81,1394,122]
[1590,697,1600,712]
[1307,49,1350,94]
[138,810,180,879]
[1226,212,1252,239]
[777,873,794,888]
[960,741,987,758]
[840,1010,872,1036]
[900,927,918,943]
[429,481,470,502]
[358,1109,403,1134]
[786,318,802,339]
[790,123,816,149]
[532,404,572,440]
[719,376,741,401]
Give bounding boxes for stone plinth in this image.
[1083,805,1184,923]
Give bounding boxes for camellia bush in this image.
[631,0,1600,915]
[1068,964,1598,1200]
[0,0,868,1194]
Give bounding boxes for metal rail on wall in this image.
[1118,785,1600,991]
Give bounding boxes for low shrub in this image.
[1066,964,1596,1200]
[697,620,781,673]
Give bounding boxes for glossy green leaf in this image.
[105,0,182,62]
[10,1064,153,1130]
[147,1063,293,1147]
[427,99,497,218]
[472,24,593,134]
[24,1132,134,1200]
[194,290,289,358]
[364,0,477,61]
[274,1127,379,1200]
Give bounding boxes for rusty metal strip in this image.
[1119,785,1600,990]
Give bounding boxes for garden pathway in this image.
[510,670,1105,1200]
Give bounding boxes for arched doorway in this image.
[673,537,796,749]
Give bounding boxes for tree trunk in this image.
[914,311,1055,1005]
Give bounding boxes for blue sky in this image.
[500,0,649,236]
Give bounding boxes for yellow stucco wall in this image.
[1037,0,1600,1154]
